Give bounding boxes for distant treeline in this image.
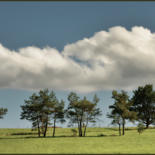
[0,84,155,137]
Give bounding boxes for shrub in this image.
[71,129,77,137]
[98,133,106,137]
[137,123,145,135]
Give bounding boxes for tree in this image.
[21,93,42,137]
[0,107,8,119]
[109,90,137,136]
[66,92,101,137]
[21,89,64,138]
[131,84,155,128]
[83,95,101,137]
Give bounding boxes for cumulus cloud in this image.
[1,26,155,93]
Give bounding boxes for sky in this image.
[0,2,155,128]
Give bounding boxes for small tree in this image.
[0,108,8,119]
[137,123,145,135]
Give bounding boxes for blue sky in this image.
[0,2,155,128]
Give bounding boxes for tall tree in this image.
[66,92,101,137]
[131,84,155,128]
[109,90,137,135]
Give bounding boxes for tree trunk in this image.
[53,118,56,137]
[43,120,48,137]
[76,115,81,137]
[77,121,81,137]
[83,124,87,137]
[146,119,150,129]
[118,123,121,136]
[122,119,125,136]
[37,119,40,137]
[79,121,83,137]
[83,118,88,137]
[79,112,83,137]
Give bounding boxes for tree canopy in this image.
[131,84,155,128]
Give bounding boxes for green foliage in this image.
[66,92,101,137]
[131,84,155,128]
[0,108,7,119]
[137,123,145,135]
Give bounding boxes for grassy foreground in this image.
[0,127,154,154]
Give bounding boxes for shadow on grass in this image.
[0,134,119,140]
[11,132,38,136]
[105,127,138,131]
[104,128,118,131]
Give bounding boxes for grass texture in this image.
[0,127,154,154]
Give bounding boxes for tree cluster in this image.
[108,84,155,136]
[20,90,101,137]
[1,84,155,137]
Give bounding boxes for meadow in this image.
[0,127,154,154]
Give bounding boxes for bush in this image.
[137,123,145,135]
[71,129,77,137]
[98,133,106,137]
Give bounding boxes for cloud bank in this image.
[1,26,155,93]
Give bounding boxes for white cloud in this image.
[1,26,155,93]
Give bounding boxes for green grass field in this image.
[0,127,154,154]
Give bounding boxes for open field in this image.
[0,127,154,154]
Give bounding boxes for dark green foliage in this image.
[137,123,145,135]
[108,90,137,136]
[66,92,101,137]
[0,108,8,119]
[131,84,155,128]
